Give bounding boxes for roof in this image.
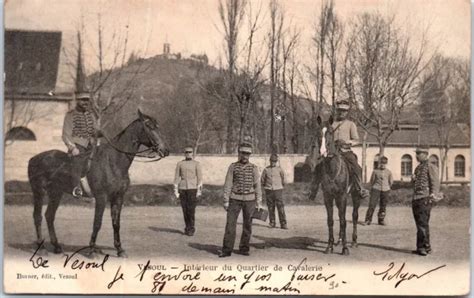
[358,123,470,147]
[5,29,78,99]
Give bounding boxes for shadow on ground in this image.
[355,242,413,254]
[188,243,221,256]
[252,235,328,253]
[9,242,115,258]
[148,226,184,235]
[252,235,413,255]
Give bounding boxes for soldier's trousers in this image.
[341,151,364,192]
[70,144,89,190]
[265,189,287,226]
[222,199,255,254]
[365,189,390,223]
[412,197,432,251]
[179,190,198,234]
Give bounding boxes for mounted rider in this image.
[62,91,99,198]
[331,99,369,199]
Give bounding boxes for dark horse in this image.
[308,116,361,255]
[28,110,169,257]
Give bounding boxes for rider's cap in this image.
[336,100,350,111]
[270,153,278,162]
[238,143,253,154]
[415,145,429,154]
[380,156,388,164]
[75,92,91,100]
[184,146,193,153]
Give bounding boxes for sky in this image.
[5,0,471,73]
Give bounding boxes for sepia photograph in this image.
[3,0,471,295]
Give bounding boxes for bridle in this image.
[102,116,166,161]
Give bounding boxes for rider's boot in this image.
[353,173,369,200]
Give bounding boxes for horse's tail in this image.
[28,154,48,230]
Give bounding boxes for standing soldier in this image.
[411,145,441,256]
[330,99,369,199]
[364,156,393,225]
[261,153,287,229]
[62,91,98,198]
[219,143,262,257]
[173,146,203,236]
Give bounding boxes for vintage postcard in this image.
[3,0,471,295]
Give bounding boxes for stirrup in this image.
[72,186,83,198]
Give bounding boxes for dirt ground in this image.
[4,205,470,263]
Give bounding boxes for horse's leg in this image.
[337,194,349,255]
[31,180,47,249]
[324,196,334,254]
[351,190,361,247]
[88,194,107,255]
[45,188,63,254]
[111,194,127,258]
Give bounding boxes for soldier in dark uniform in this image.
[411,145,441,256]
[219,143,262,257]
[173,146,203,236]
[62,91,98,198]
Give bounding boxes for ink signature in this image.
[373,262,446,288]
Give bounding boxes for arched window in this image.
[401,154,413,176]
[5,127,36,141]
[373,154,380,169]
[429,154,439,168]
[454,155,465,177]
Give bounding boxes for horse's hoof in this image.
[117,250,128,258]
[324,247,333,254]
[88,246,103,255]
[52,244,63,254]
[34,246,48,256]
[85,246,102,257]
[342,248,350,255]
[351,242,358,248]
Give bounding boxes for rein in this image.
[98,117,164,162]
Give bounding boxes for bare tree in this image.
[60,10,153,136]
[280,25,300,153]
[310,0,336,112]
[343,12,431,157]
[218,0,247,152]
[267,0,284,152]
[419,56,470,181]
[322,1,344,110]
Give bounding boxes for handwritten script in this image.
[373,262,446,288]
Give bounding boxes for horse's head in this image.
[137,110,169,158]
[316,115,338,158]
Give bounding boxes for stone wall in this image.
[4,100,71,181]
[128,154,307,185]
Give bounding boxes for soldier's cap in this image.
[75,92,91,100]
[238,143,253,154]
[336,100,350,111]
[270,153,279,162]
[184,147,193,153]
[415,145,429,154]
[380,156,388,164]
